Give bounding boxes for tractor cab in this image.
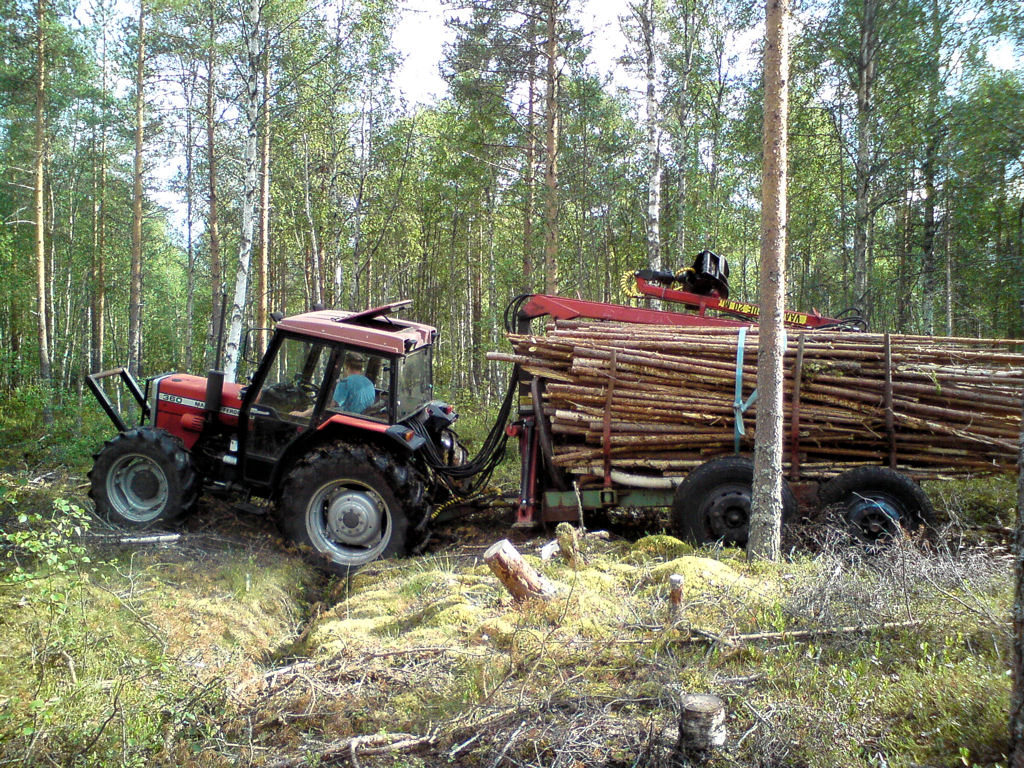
[238,302,447,491]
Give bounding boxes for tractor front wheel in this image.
[279,443,419,573]
[89,427,199,527]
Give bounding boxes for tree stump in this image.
[484,539,555,602]
[668,573,684,622]
[676,693,726,761]
[555,522,583,569]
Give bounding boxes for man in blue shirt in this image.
[333,353,376,414]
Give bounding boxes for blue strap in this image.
[733,325,789,452]
[733,327,758,453]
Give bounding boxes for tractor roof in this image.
[276,302,436,355]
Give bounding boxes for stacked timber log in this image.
[490,321,1024,482]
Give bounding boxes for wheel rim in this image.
[845,492,903,544]
[701,483,751,544]
[305,479,392,567]
[105,453,170,523]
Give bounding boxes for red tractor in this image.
[86,301,490,573]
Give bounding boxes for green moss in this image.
[626,534,694,563]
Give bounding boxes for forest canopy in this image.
[1,0,1022,399]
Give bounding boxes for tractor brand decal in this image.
[158,391,239,416]
[719,299,808,326]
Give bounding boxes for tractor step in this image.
[233,501,272,516]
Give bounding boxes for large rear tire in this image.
[89,427,199,527]
[818,466,933,546]
[278,443,427,573]
[671,456,797,547]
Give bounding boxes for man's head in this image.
[345,352,366,373]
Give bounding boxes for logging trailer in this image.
[85,251,1023,570]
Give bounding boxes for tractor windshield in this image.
[395,346,433,420]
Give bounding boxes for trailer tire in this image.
[279,443,424,573]
[671,456,796,547]
[89,427,199,527]
[819,466,933,546]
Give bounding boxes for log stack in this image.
[491,321,1024,482]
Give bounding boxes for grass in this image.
[0,467,1016,767]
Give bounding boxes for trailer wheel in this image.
[89,427,199,527]
[279,443,414,573]
[819,466,933,545]
[671,456,796,547]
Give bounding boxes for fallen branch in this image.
[679,619,922,646]
[264,731,436,768]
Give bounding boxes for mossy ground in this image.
[0,469,1016,767]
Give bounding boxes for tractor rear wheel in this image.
[819,466,934,546]
[279,443,427,573]
[89,427,199,527]
[672,456,797,547]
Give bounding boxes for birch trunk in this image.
[640,0,662,271]
[257,42,271,355]
[748,0,789,561]
[33,0,51,384]
[205,8,224,369]
[222,0,262,382]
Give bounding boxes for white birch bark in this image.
[222,0,263,382]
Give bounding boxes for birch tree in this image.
[222,0,265,382]
[627,0,663,271]
[33,0,51,384]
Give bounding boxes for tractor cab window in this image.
[323,349,392,422]
[253,337,332,423]
[395,346,433,421]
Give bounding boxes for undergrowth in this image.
[0,468,1016,766]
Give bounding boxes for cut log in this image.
[484,539,555,602]
[677,693,727,758]
[502,322,1023,483]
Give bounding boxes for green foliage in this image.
[0,493,92,583]
[0,385,114,472]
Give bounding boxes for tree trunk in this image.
[182,57,197,372]
[523,38,537,294]
[257,42,271,356]
[128,0,145,376]
[90,22,108,376]
[920,0,942,336]
[222,0,262,382]
[542,0,560,294]
[639,0,662,271]
[205,8,224,369]
[852,0,877,322]
[301,134,323,307]
[1011,392,1024,768]
[748,0,789,561]
[33,0,51,385]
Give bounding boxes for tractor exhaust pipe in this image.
[205,370,224,417]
